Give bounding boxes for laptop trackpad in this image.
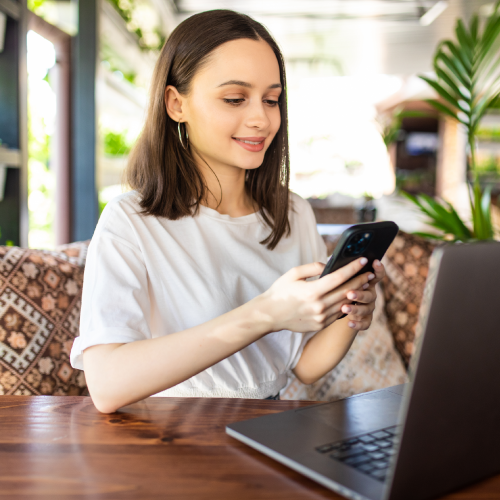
[296,389,403,435]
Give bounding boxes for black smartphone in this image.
[320,221,399,280]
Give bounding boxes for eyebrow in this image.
[217,80,282,89]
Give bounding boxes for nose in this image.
[245,100,271,130]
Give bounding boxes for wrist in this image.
[245,292,276,338]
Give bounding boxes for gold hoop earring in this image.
[178,121,189,150]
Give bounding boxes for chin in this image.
[234,154,266,171]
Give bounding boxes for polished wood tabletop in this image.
[1,396,500,499]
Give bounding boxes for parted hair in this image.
[126,9,291,249]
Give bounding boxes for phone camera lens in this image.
[343,231,373,257]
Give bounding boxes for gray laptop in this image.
[227,242,500,500]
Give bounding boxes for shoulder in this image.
[99,191,142,228]
[93,191,145,249]
[102,190,142,217]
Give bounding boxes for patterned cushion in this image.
[282,284,407,401]
[381,231,437,367]
[0,243,89,396]
[53,240,90,266]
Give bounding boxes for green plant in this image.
[0,228,15,247]
[476,127,500,142]
[406,1,500,241]
[378,107,429,147]
[107,0,165,51]
[27,0,46,13]
[401,190,491,241]
[103,130,132,156]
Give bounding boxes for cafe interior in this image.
[0,0,499,498]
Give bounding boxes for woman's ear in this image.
[165,85,184,122]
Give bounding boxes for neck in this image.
[193,150,256,218]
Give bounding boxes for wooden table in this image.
[1,396,500,499]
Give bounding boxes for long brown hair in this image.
[126,10,290,249]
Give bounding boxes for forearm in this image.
[83,296,272,413]
[292,316,357,385]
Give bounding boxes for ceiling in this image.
[173,0,495,77]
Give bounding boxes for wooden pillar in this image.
[28,13,72,246]
[72,0,98,242]
[436,115,468,215]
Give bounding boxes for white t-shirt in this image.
[70,190,328,398]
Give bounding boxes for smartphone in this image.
[320,221,399,280]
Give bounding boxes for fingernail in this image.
[348,292,357,300]
[348,321,356,328]
[360,257,368,265]
[343,305,352,313]
[363,283,369,289]
[374,260,381,266]
[368,273,375,280]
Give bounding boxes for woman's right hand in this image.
[256,257,375,334]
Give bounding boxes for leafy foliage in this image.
[378,107,429,147]
[107,0,165,51]
[103,130,132,156]
[419,0,500,174]
[410,1,500,242]
[27,0,46,13]
[401,191,493,241]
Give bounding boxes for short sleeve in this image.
[70,203,152,370]
[291,192,328,265]
[287,194,329,371]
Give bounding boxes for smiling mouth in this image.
[233,138,265,145]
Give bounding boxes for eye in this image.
[264,99,280,107]
[223,98,245,106]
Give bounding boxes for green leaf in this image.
[435,52,470,88]
[445,202,473,239]
[441,41,471,74]
[455,19,474,64]
[479,9,500,60]
[471,182,485,238]
[420,76,461,111]
[470,14,479,42]
[419,194,464,234]
[471,92,500,130]
[435,67,467,100]
[425,99,458,121]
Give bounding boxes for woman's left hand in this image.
[340,259,386,331]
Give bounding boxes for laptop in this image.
[227,242,500,500]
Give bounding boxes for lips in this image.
[232,136,266,153]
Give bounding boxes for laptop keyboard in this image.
[315,425,401,482]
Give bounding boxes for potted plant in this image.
[403,0,500,242]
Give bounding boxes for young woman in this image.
[70,10,385,414]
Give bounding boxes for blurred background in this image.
[0,0,499,248]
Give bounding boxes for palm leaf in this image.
[419,76,460,111]
[445,202,473,239]
[470,14,479,42]
[403,192,469,237]
[435,67,467,100]
[441,41,471,74]
[420,195,468,236]
[479,10,500,58]
[426,99,458,121]
[471,182,485,238]
[435,52,470,88]
[455,19,474,63]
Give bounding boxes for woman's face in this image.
[175,38,282,172]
